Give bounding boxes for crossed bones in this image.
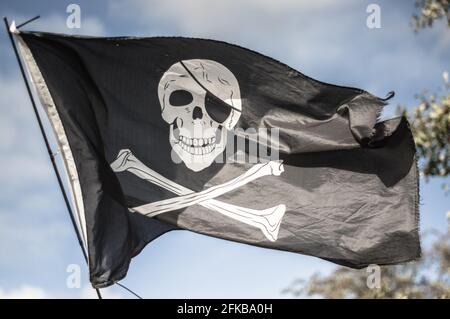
[110,149,286,241]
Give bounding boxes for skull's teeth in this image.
[179,136,215,147]
[178,136,216,155]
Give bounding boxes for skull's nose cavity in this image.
[192,106,203,120]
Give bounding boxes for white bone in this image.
[111,149,285,241]
[132,159,283,215]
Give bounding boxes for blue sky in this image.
[0,0,448,298]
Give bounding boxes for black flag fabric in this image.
[16,30,420,288]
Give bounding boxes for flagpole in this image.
[3,16,103,300]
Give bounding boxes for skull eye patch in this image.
[169,90,193,106]
[204,91,232,124]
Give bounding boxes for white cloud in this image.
[108,0,353,40]
[0,285,123,299]
[0,285,49,299]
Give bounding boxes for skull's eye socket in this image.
[169,90,193,106]
[205,91,232,123]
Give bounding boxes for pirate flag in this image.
[15,30,420,288]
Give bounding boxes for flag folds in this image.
[16,31,420,288]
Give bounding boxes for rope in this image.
[115,282,143,299]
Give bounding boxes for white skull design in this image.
[158,59,242,172]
